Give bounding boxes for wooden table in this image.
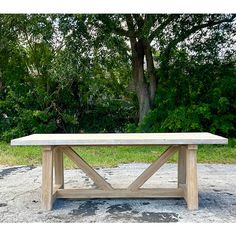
[11,132,228,211]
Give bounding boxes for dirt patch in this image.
[69,200,106,217]
[0,165,36,179]
[106,203,179,222]
[106,203,133,214]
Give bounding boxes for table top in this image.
[10,132,228,146]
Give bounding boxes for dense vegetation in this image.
[0,14,235,142]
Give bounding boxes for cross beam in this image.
[128,145,179,191]
[56,188,184,199]
[59,146,113,190]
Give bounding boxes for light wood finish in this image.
[56,188,184,199]
[52,184,62,203]
[42,146,54,210]
[54,147,64,189]
[10,132,226,211]
[128,145,179,191]
[53,184,63,193]
[60,147,113,190]
[186,145,198,210]
[178,145,186,187]
[11,132,228,146]
[178,183,187,201]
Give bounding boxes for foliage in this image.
[135,49,236,136]
[0,14,136,141]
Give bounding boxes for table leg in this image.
[178,145,186,187]
[54,147,64,189]
[186,144,198,210]
[42,146,54,210]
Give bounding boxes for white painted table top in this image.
[10,132,228,146]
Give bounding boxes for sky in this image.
[0,0,236,14]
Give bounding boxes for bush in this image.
[127,54,236,137]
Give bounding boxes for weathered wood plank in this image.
[56,188,184,199]
[60,147,113,190]
[186,145,198,210]
[178,145,186,187]
[54,147,64,189]
[128,145,179,191]
[179,183,187,200]
[42,146,54,210]
[11,132,228,146]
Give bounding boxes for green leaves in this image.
[136,47,236,137]
[0,14,136,141]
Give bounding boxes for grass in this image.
[0,140,235,168]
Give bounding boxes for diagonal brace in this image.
[128,145,179,191]
[60,147,113,190]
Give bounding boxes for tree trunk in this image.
[130,38,158,122]
[144,41,158,108]
[130,38,151,122]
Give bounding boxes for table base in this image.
[41,144,198,211]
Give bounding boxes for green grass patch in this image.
[0,140,235,168]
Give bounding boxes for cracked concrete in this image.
[0,163,235,222]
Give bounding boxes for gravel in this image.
[0,163,235,223]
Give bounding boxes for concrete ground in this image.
[0,163,236,223]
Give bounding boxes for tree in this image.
[62,14,235,121]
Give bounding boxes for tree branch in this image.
[125,14,136,32]
[132,14,145,29]
[110,14,139,38]
[168,14,236,53]
[161,14,236,80]
[148,15,179,42]
[112,26,137,38]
